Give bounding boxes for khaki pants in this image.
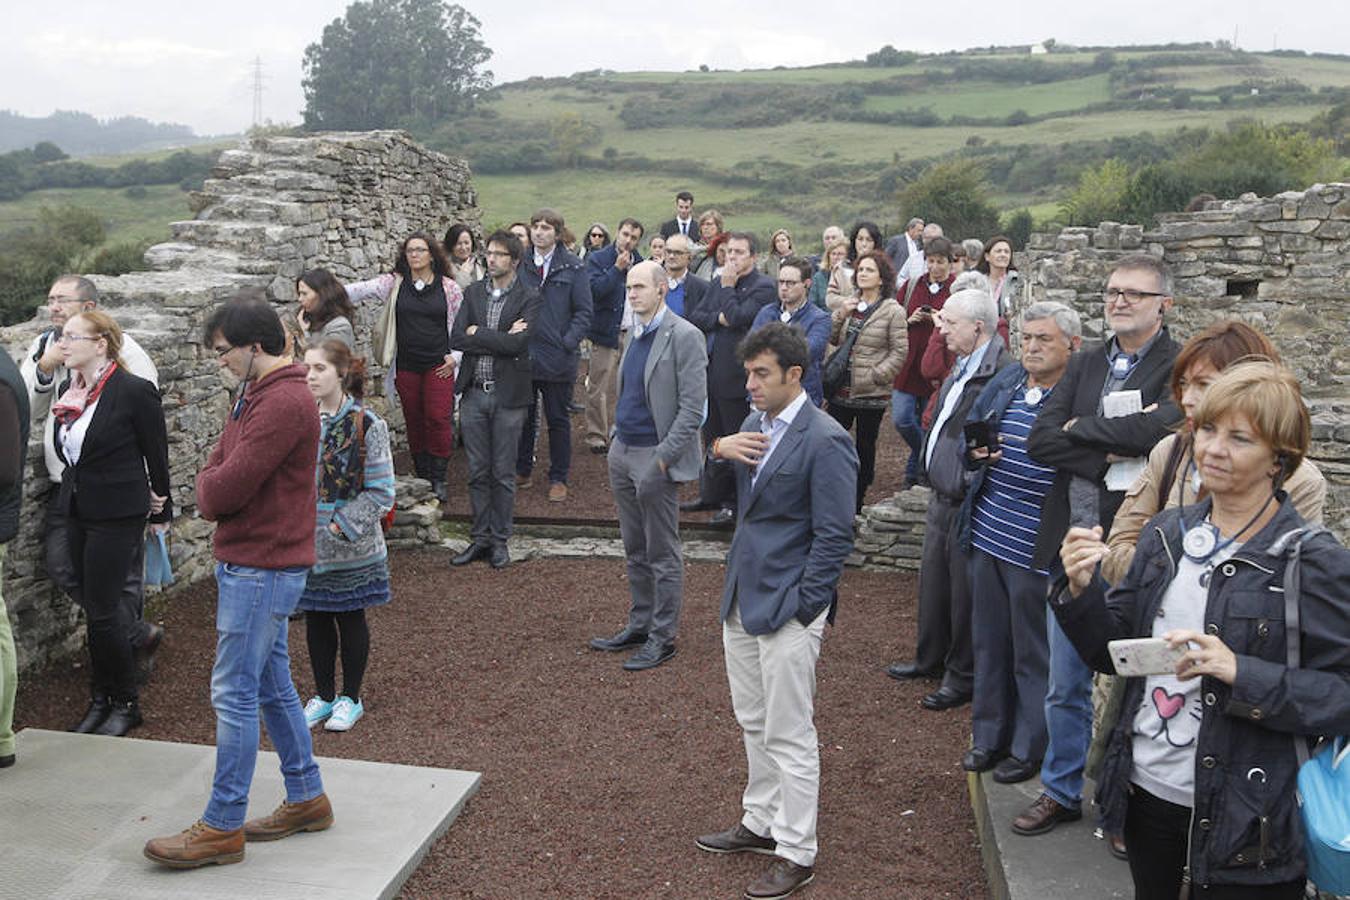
[584,344,619,446]
[0,546,15,757]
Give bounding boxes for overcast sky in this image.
[3,0,1345,136]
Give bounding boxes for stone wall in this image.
[855,183,1350,566]
[1,131,478,675]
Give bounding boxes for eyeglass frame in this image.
[1103,287,1168,306]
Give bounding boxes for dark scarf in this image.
[317,400,364,504]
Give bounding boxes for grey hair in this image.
[55,274,99,304]
[1023,301,1082,341]
[922,223,944,239]
[906,216,924,229]
[1111,254,1174,296]
[951,270,991,295]
[961,238,984,262]
[944,288,998,333]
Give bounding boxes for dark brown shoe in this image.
[745,856,815,899]
[143,820,245,868]
[1011,793,1082,836]
[694,822,776,856]
[242,794,334,842]
[1107,831,1128,860]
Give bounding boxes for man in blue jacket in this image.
[750,257,830,406]
[584,217,643,454]
[515,208,594,503]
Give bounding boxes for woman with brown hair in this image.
[296,268,357,349]
[56,311,172,736]
[443,223,486,290]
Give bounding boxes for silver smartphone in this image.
[1107,637,1188,677]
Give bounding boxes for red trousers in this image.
[394,367,455,457]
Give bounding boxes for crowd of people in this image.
[0,187,1346,900]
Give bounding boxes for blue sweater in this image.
[750,301,832,406]
[615,321,660,447]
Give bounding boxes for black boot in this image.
[429,455,449,503]
[413,451,432,482]
[71,696,111,734]
[95,700,143,737]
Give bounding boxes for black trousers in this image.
[306,610,370,703]
[1123,785,1305,900]
[826,403,884,513]
[699,393,750,511]
[65,512,145,702]
[516,379,574,485]
[915,494,973,693]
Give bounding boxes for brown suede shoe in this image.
[143,820,244,869]
[548,482,567,502]
[745,856,815,899]
[1011,792,1082,836]
[243,793,334,842]
[695,822,776,856]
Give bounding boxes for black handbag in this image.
[821,303,878,399]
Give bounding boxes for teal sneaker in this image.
[303,696,334,729]
[325,696,364,732]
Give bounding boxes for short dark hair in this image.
[530,208,565,232]
[725,231,757,255]
[485,229,524,263]
[924,236,954,261]
[738,322,809,375]
[55,274,99,304]
[853,250,897,298]
[204,290,286,355]
[296,268,356,332]
[443,223,477,256]
[393,231,452,280]
[675,190,694,203]
[617,217,644,237]
[778,256,812,283]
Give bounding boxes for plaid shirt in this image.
[474,286,509,385]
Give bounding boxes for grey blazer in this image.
[719,400,858,635]
[615,309,708,483]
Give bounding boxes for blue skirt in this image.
[298,559,391,613]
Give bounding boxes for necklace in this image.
[1182,489,1275,586]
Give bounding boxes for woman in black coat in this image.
[54,311,172,737]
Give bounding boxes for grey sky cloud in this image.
[1,0,1344,136]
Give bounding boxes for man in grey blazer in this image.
[588,261,708,671]
[694,323,857,900]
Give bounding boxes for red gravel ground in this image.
[15,551,988,899]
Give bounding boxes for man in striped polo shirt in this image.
[955,303,1082,786]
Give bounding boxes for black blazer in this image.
[1026,329,1182,570]
[678,273,711,321]
[659,218,695,240]
[684,269,777,400]
[55,367,172,524]
[450,277,543,409]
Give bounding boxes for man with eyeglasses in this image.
[750,257,830,406]
[1014,254,1183,841]
[19,276,164,691]
[659,234,708,319]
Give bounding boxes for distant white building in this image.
[1031,42,1048,55]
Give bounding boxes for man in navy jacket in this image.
[583,217,643,453]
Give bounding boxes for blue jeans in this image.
[890,389,925,481]
[204,563,324,831]
[1040,610,1093,810]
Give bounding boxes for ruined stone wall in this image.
[1,131,476,675]
[855,183,1350,568]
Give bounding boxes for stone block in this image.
[1255,220,1321,234]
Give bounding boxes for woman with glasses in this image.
[346,232,463,501]
[581,222,610,260]
[443,223,485,290]
[56,311,172,736]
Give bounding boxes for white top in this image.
[57,399,99,467]
[532,249,555,281]
[897,249,927,287]
[752,390,810,489]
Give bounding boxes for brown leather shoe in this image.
[243,793,334,842]
[143,820,244,868]
[694,822,776,856]
[745,856,815,899]
[515,474,533,489]
[548,482,567,502]
[1107,831,1128,860]
[1011,792,1082,836]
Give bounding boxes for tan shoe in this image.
[243,793,334,842]
[143,820,244,868]
[515,474,533,489]
[548,482,567,502]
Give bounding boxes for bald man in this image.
[589,261,708,671]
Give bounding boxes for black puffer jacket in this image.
[1051,497,1350,889]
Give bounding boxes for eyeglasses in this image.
[56,332,101,344]
[405,246,431,255]
[777,279,802,287]
[1104,287,1167,306]
[589,232,605,240]
[213,344,235,358]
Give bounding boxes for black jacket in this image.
[516,246,593,382]
[1051,498,1350,888]
[450,276,543,409]
[685,269,776,400]
[919,338,1013,501]
[659,218,695,240]
[1027,329,1182,570]
[678,273,711,320]
[54,367,172,524]
[0,346,30,544]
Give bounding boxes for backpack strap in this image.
[352,405,369,493]
[1282,525,1328,767]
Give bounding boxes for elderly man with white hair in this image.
[886,286,1012,713]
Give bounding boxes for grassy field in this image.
[861,73,1114,116]
[0,184,188,246]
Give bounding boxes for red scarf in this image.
[52,362,118,428]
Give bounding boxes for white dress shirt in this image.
[752,389,810,488]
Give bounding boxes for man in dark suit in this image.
[695,324,857,900]
[683,232,776,525]
[884,216,924,274]
[658,190,696,240]
[659,234,708,319]
[588,261,707,671]
[450,230,542,570]
[1011,253,1183,838]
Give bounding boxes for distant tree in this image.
[865,45,917,68]
[0,205,106,326]
[1059,158,1131,225]
[1002,209,1035,250]
[302,0,493,131]
[897,160,1002,243]
[32,141,67,163]
[550,113,601,167]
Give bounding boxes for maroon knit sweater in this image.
[196,364,319,569]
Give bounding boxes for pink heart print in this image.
[1152,686,1185,720]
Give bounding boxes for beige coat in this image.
[1102,431,1328,585]
[828,297,907,402]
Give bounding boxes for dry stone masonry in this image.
[1,131,478,674]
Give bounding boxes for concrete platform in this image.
[970,771,1131,900]
[1,729,480,899]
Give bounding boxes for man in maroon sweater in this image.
[145,294,333,868]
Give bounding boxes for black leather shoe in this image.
[451,544,491,566]
[623,637,676,671]
[992,756,1042,784]
[695,822,776,856]
[962,747,1009,773]
[709,508,736,527]
[71,697,111,734]
[489,545,510,569]
[679,499,718,512]
[95,701,143,736]
[920,686,972,711]
[0,753,14,769]
[745,857,814,899]
[589,626,648,652]
[886,661,942,681]
[136,623,166,686]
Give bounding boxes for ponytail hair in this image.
[311,338,367,401]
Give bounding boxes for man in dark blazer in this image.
[450,230,543,570]
[589,261,707,670]
[694,324,857,900]
[884,216,924,274]
[658,190,695,240]
[1014,254,1182,838]
[683,232,776,525]
[659,234,708,319]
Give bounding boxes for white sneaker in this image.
[325,696,364,732]
[303,696,333,729]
